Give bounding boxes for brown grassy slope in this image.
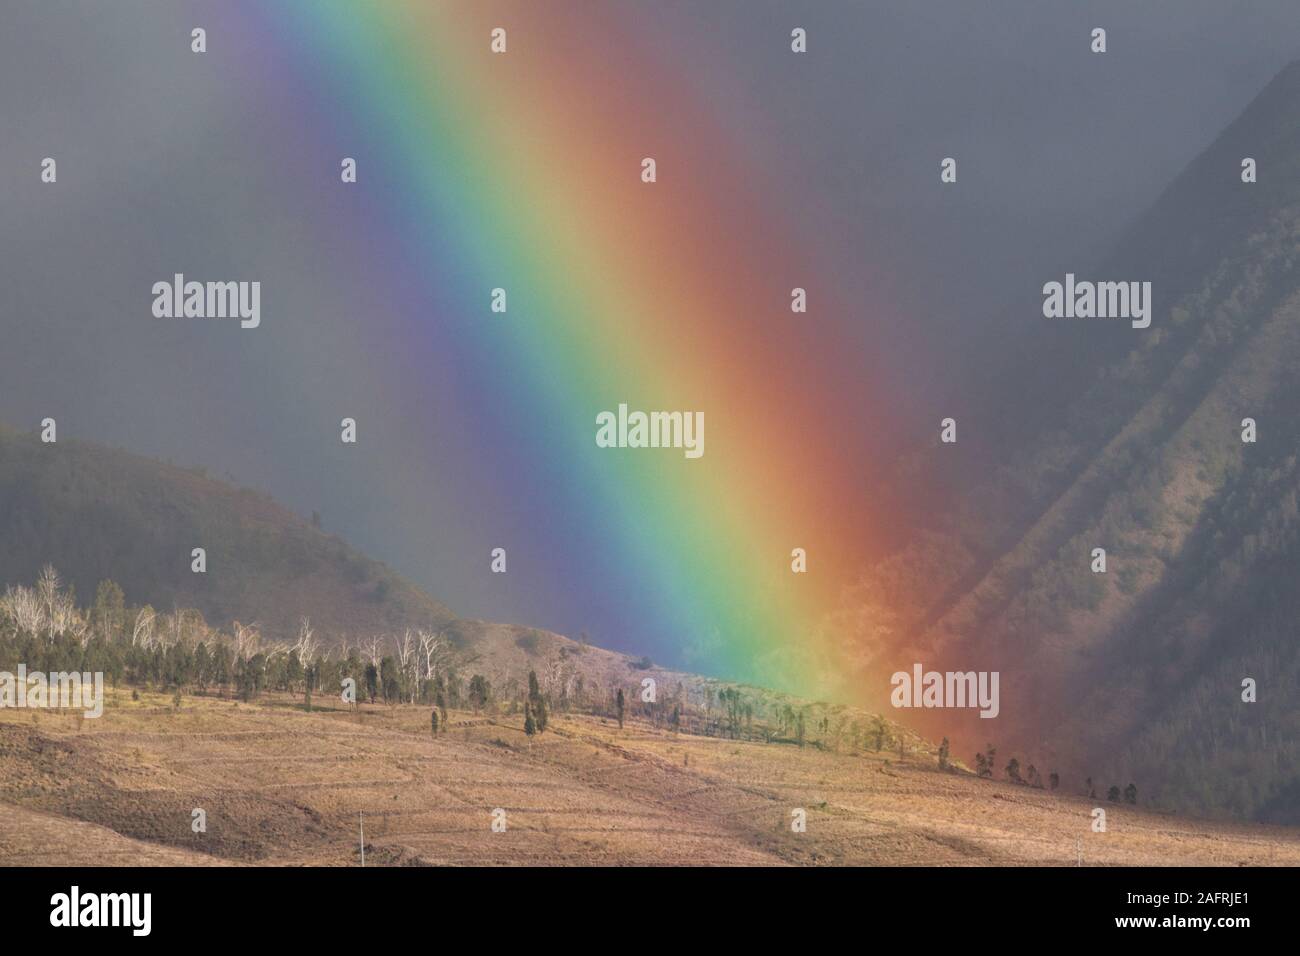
[1,689,1295,866]
[444,618,925,750]
[0,802,234,866]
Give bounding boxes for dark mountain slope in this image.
[0,424,454,640]
[848,60,1300,821]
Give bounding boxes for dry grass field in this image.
[1,687,1296,866]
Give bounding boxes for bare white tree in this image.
[131,606,156,649]
[417,629,451,688]
[263,640,289,662]
[29,565,85,640]
[563,669,582,706]
[232,621,260,660]
[1,585,44,634]
[69,614,90,649]
[393,629,414,671]
[149,612,173,650]
[362,635,383,673]
[49,600,82,638]
[36,564,60,629]
[330,637,346,663]
[292,617,320,665]
[393,630,417,702]
[545,658,567,699]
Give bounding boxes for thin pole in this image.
[360,811,365,867]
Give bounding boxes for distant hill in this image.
[845,60,1300,823]
[0,424,454,641]
[0,425,904,747]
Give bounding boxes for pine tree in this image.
[1005,757,1022,784]
[468,674,490,713]
[526,670,547,733]
[534,694,548,733]
[615,688,625,729]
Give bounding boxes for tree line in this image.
[968,741,1138,804]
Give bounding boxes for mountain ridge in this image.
[843,58,1300,822]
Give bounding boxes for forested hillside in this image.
[842,60,1300,823]
[0,425,453,641]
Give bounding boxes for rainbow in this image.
[233,1,891,695]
